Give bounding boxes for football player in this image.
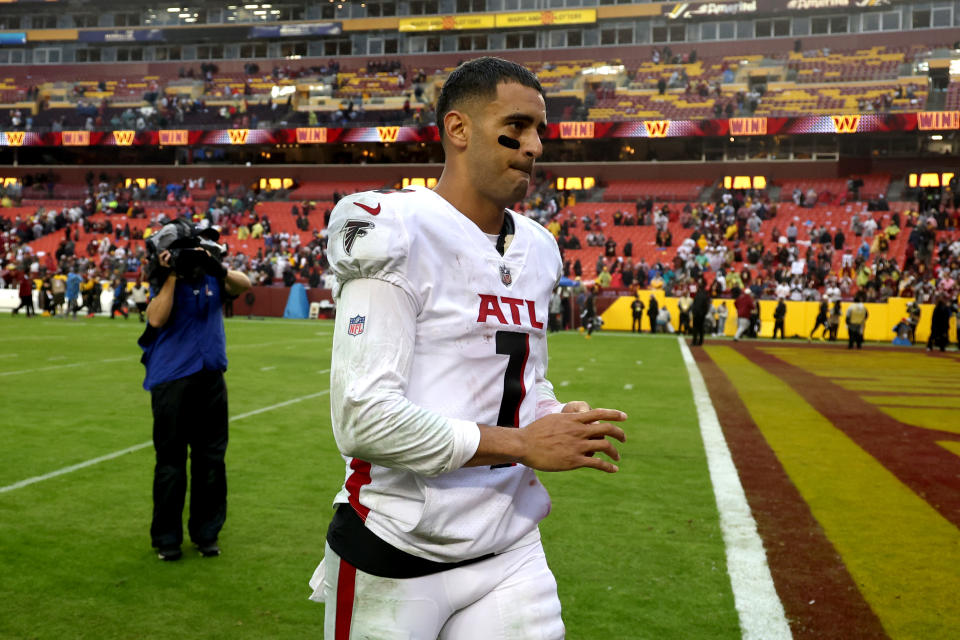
[310,57,628,639]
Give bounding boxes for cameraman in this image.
[138,225,250,561]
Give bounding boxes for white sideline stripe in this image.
[0,389,330,495]
[0,357,133,377]
[677,338,792,640]
[230,337,331,350]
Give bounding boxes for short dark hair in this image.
[435,56,543,140]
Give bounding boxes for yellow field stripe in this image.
[819,380,955,392]
[707,345,960,639]
[870,407,960,435]
[865,396,960,409]
[939,441,960,459]
[762,348,960,382]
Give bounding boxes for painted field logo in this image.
[296,127,327,143]
[559,121,595,139]
[644,120,671,138]
[62,131,90,146]
[159,130,188,145]
[917,111,960,131]
[377,126,400,143]
[227,129,249,144]
[729,117,767,136]
[347,315,365,336]
[113,130,135,146]
[5,131,25,146]
[831,115,861,134]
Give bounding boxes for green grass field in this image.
[0,316,740,639]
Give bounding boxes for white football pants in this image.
[309,540,565,640]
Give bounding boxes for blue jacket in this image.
[66,272,81,300]
[138,275,227,390]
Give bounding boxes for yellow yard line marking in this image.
[707,346,960,639]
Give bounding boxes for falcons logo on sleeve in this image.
[342,219,376,256]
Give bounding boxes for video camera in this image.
[145,218,227,284]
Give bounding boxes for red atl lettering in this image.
[526,300,544,329]
[501,297,525,324]
[477,294,508,325]
[477,294,543,329]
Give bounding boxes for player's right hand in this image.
[519,409,627,473]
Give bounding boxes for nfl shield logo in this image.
[347,315,365,336]
[499,264,512,287]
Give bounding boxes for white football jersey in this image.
[326,185,564,563]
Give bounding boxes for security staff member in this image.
[139,229,250,561]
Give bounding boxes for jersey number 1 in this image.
[492,331,529,468]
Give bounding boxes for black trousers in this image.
[927,331,948,352]
[773,319,785,339]
[13,295,34,316]
[848,326,864,349]
[150,369,228,549]
[632,314,642,332]
[691,313,707,345]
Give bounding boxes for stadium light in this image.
[908,172,954,188]
[555,177,595,190]
[723,175,766,190]
[259,178,294,190]
[401,177,437,189]
[582,65,624,76]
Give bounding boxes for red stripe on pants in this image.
[335,558,357,640]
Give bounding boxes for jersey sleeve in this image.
[330,277,481,477]
[326,191,415,299]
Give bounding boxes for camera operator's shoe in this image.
[157,546,182,561]
[196,541,220,558]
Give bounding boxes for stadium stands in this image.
[0,41,952,132]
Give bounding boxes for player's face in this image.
[469,82,546,208]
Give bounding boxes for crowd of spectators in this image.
[523,178,960,311]
[0,169,340,316]
[3,172,959,331]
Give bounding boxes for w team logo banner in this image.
[348,315,366,336]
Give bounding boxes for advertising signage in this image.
[0,113,954,148]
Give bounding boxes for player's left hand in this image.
[561,401,591,414]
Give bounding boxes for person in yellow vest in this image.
[596,266,612,288]
[845,291,868,349]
